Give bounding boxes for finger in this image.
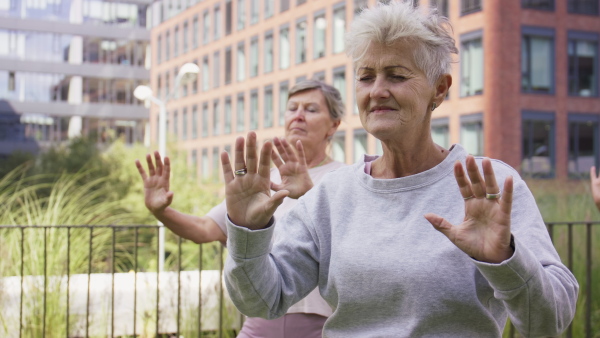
[154,151,164,176]
[499,176,513,217]
[591,166,598,182]
[234,136,246,171]
[163,156,171,183]
[280,138,298,162]
[273,137,290,163]
[258,141,273,178]
[453,161,474,199]
[165,191,174,205]
[271,149,284,168]
[424,213,455,242]
[295,140,307,167]
[221,151,235,184]
[264,190,290,216]
[246,132,258,173]
[145,153,156,176]
[135,160,148,181]
[466,156,486,198]
[270,181,284,192]
[482,158,499,195]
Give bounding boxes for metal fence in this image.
[0,222,598,338]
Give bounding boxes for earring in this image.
[431,102,437,111]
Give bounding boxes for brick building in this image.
[151,0,600,180]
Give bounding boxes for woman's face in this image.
[355,40,436,142]
[284,89,340,152]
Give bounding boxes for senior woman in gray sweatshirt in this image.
[219,2,578,337]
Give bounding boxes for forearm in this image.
[153,207,225,244]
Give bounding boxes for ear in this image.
[327,120,342,138]
[433,74,452,106]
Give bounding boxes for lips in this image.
[369,105,397,113]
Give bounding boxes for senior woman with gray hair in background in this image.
[220,2,578,337]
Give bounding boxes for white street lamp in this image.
[134,62,199,271]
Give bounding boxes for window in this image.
[431,118,450,148]
[568,0,599,15]
[569,114,599,177]
[237,42,246,82]
[183,22,189,52]
[202,103,209,137]
[265,0,274,18]
[314,11,326,59]
[203,10,210,45]
[191,149,197,171]
[192,58,199,94]
[225,47,233,85]
[213,51,220,88]
[568,31,598,97]
[279,81,289,126]
[313,71,326,82]
[331,132,346,163]
[431,0,449,16]
[202,56,210,91]
[354,130,367,163]
[281,0,290,12]
[280,26,290,69]
[250,90,259,130]
[214,5,222,40]
[297,0,306,6]
[522,111,554,178]
[237,94,245,132]
[522,0,554,10]
[461,0,481,15]
[173,110,178,140]
[250,0,259,24]
[165,31,171,60]
[212,147,220,180]
[264,32,274,73]
[226,0,233,35]
[522,27,555,94]
[182,108,188,140]
[213,100,221,135]
[202,149,209,179]
[174,26,179,56]
[333,5,346,54]
[225,97,232,134]
[333,66,346,102]
[193,16,199,48]
[460,114,483,156]
[250,37,259,77]
[157,35,162,64]
[296,19,307,64]
[264,86,273,128]
[354,0,368,16]
[192,105,198,139]
[237,0,246,30]
[460,31,483,97]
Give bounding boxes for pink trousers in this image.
[236,313,327,338]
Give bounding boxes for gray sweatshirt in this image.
[224,144,579,337]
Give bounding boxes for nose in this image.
[288,108,306,121]
[369,75,390,100]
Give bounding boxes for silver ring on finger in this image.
[463,195,476,201]
[485,192,502,200]
[234,168,248,176]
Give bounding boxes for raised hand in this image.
[135,151,174,215]
[425,156,514,264]
[270,137,314,199]
[590,166,600,211]
[221,132,289,230]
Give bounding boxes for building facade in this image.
[0,0,157,156]
[152,0,600,180]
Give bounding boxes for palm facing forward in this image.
[135,151,174,215]
[270,137,314,199]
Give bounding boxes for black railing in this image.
[0,222,598,337]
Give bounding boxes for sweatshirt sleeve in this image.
[473,177,579,337]
[223,201,321,319]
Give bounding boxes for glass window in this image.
[354,130,367,163]
[226,0,233,35]
[202,56,210,91]
[521,113,554,178]
[264,87,273,128]
[174,26,179,56]
[568,34,598,97]
[225,48,233,85]
[333,67,346,103]
[250,0,259,24]
[192,58,199,94]
[214,6,222,40]
[333,7,346,54]
[212,147,220,180]
[331,132,346,163]
[297,0,307,5]
[183,22,189,52]
[191,149,197,171]
[461,0,482,15]
[281,0,290,12]
[202,103,209,137]
[237,0,246,30]
[280,27,291,69]
[213,51,220,88]
[460,115,483,156]
[522,29,554,93]
[569,116,599,177]
[264,33,274,73]
[250,91,259,130]
[250,37,259,77]
[202,148,209,179]
[237,43,246,82]
[237,94,245,132]
[203,10,210,45]
[225,97,232,134]
[265,0,274,18]
[313,71,326,82]
[193,16,199,48]
[279,82,289,126]
[568,0,599,15]
[314,12,326,59]
[165,31,171,60]
[354,0,368,16]
[182,108,188,140]
[157,35,162,64]
[296,20,307,64]
[461,34,483,97]
[213,100,221,135]
[431,0,449,16]
[431,118,450,148]
[173,110,178,140]
[192,105,198,139]
[522,0,554,10]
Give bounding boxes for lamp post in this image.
[134,62,199,271]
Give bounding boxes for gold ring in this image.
[234,168,248,176]
[486,192,502,200]
[463,195,475,201]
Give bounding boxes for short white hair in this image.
[345,1,458,85]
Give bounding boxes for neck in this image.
[372,137,448,179]
[303,142,331,168]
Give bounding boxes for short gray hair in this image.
[345,1,458,85]
[288,80,345,121]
